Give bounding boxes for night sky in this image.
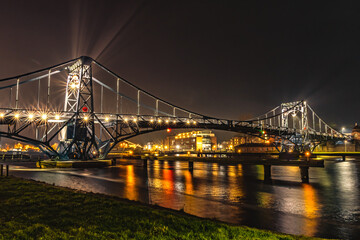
[1,1,360,142]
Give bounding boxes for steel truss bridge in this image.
[0,56,346,160]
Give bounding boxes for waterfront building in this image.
[218,141,232,151]
[235,143,277,153]
[352,123,360,141]
[111,140,142,152]
[165,130,217,152]
[230,134,267,148]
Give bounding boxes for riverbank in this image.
[0,176,321,239]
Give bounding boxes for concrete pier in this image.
[263,165,272,182]
[189,161,194,170]
[300,166,309,183]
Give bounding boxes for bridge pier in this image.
[0,164,9,177]
[263,165,271,182]
[111,158,117,166]
[189,161,194,171]
[143,159,147,167]
[299,166,309,183]
[342,155,346,161]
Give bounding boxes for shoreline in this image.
[0,176,324,239]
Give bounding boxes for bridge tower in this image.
[280,101,310,152]
[58,56,97,160]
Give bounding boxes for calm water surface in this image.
[10,158,360,239]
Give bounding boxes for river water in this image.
[9,158,360,239]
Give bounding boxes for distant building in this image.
[230,133,267,148]
[352,123,360,141]
[165,130,217,152]
[111,140,142,152]
[218,141,232,151]
[235,143,277,153]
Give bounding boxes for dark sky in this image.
[1,0,360,142]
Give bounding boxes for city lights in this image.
[105,117,109,122]
[41,114,47,120]
[14,113,20,119]
[28,114,34,120]
[55,115,60,120]
[84,116,89,121]
[0,113,4,118]
[158,119,162,123]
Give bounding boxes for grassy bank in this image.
[0,177,320,240]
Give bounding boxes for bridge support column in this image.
[189,161,194,170]
[299,166,309,183]
[143,159,147,167]
[0,164,3,176]
[111,158,117,166]
[342,155,346,161]
[263,165,271,182]
[6,165,9,176]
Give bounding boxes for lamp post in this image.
[342,127,347,153]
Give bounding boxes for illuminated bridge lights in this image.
[69,75,80,90]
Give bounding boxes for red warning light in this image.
[82,106,88,112]
[167,128,171,133]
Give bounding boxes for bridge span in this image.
[0,56,346,160]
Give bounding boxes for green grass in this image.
[0,177,321,240]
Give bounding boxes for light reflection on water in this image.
[10,158,360,239]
